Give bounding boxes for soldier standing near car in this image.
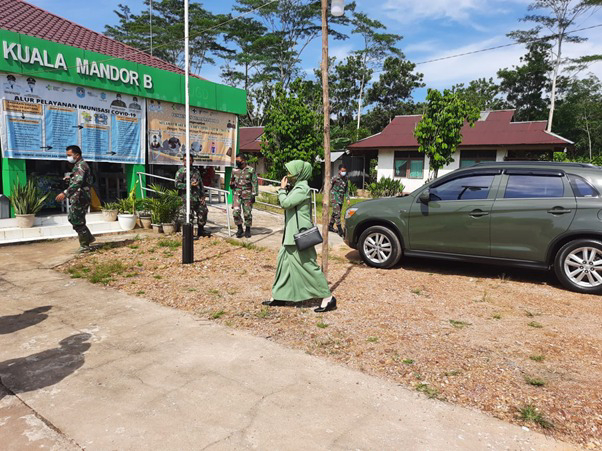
[230,154,258,238]
[175,155,211,239]
[328,164,350,237]
[55,145,95,253]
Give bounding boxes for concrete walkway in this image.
[0,237,572,450]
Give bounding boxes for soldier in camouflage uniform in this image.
[55,145,95,253]
[175,155,211,239]
[230,154,258,238]
[328,164,349,237]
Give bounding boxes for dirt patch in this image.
[59,235,602,448]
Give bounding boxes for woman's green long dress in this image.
[271,161,331,302]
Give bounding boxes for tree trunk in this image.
[547,29,564,133]
[320,0,331,278]
[355,54,367,139]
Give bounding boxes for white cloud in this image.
[330,44,354,62]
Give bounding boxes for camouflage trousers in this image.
[329,202,343,227]
[68,196,93,246]
[233,194,253,227]
[179,196,208,228]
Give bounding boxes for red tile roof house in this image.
[348,110,573,193]
[239,126,270,181]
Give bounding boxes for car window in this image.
[504,175,564,198]
[430,175,495,201]
[568,174,599,198]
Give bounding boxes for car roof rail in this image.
[472,161,601,169]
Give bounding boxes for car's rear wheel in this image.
[554,239,602,294]
[358,225,402,269]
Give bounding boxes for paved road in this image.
[0,236,572,450]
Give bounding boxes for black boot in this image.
[236,224,244,238]
[337,224,344,237]
[328,224,336,233]
[245,226,251,238]
[198,226,211,237]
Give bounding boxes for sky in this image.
[27,0,602,101]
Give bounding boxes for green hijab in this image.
[285,160,312,185]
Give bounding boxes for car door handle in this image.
[547,208,572,215]
[469,209,489,217]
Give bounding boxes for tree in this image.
[350,12,402,132]
[235,0,355,88]
[452,78,506,111]
[554,75,602,159]
[414,89,480,178]
[260,79,323,180]
[509,0,602,132]
[366,56,424,125]
[497,41,553,121]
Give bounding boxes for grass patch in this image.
[69,261,126,285]
[208,289,222,297]
[128,244,139,249]
[256,307,270,319]
[529,355,545,362]
[402,359,414,365]
[316,320,329,329]
[136,290,145,295]
[366,336,379,343]
[528,321,543,328]
[136,262,143,267]
[492,313,502,320]
[188,288,198,292]
[518,405,554,429]
[416,383,439,399]
[225,237,258,250]
[157,239,181,250]
[411,288,424,296]
[211,310,226,319]
[444,370,461,377]
[525,375,546,386]
[154,275,162,280]
[449,319,471,329]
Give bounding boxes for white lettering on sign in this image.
[3,41,153,88]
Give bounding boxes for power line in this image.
[412,23,602,67]
[21,0,280,76]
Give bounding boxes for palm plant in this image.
[147,184,182,224]
[10,180,50,215]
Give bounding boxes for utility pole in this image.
[320,0,331,277]
[182,0,194,264]
[320,0,344,277]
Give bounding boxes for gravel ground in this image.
[60,234,602,448]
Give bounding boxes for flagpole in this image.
[182,0,194,264]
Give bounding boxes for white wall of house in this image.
[376,148,508,193]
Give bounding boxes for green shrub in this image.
[348,180,358,197]
[367,177,404,198]
[10,180,50,215]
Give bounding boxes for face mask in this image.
[236,161,243,168]
[340,171,347,177]
[67,156,76,164]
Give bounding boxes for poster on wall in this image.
[147,100,237,166]
[0,72,145,164]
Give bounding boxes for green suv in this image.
[344,162,602,294]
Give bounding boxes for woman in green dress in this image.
[263,160,337,312]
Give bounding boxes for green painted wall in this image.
[1,157,26,216]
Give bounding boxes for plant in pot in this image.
[101,201,120,222]
[117,182,139,231]
[148,184,181,234]
[10,180,50,228]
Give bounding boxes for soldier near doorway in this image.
[175,155,211,239]
[230,154,258,238]
[328,164,349,237]
[55,145,95,253]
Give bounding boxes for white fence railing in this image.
[257,176,318,224]
[137,172,232,237]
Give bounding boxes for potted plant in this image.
[9,180,49,228]
[148,184,181,234]
[101,201,119,222]
[137,198,152,229]
[117,182,139,231]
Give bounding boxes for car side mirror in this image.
[419,189,430,204]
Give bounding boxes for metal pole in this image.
[149,0,153,57]
[182,0,193,264]
[320,0,331,277]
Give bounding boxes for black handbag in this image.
[293,202,323,251]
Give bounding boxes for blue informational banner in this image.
[0,72,145,163]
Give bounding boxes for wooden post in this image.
[320,0,331,277]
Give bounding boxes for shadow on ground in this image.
[0,306,52,335]
[0,333,91,401]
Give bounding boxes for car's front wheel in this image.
[554,239,602,294]
[358,225,402,269]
